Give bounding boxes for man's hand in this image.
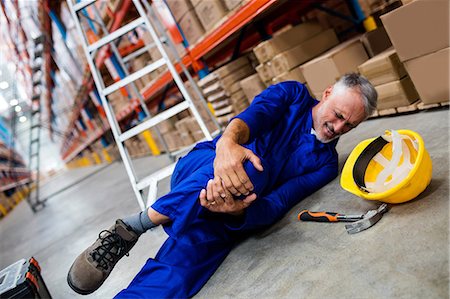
[199,179,257,215]
[214,136,263,197]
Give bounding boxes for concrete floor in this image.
[0,108,448,298]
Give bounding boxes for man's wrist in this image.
[217,134,237,149]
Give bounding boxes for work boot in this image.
[67,219,139,295]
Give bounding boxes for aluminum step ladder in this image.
[67,0,220,210]
[26,35,46,212]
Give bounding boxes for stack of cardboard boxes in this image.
[358,48,418,114]
[359,26,392,58]
[301,37,370,99]
[381,0,449,106]
[197,56,255,126]
[107,90,131,115]
[166,0,236,46]
[253,22,339,89]
[239,74,266,103]
[156,114,210,152]
[149,79,218,153]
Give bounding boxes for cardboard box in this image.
[207,90,229,102]
[358,48,407,86]
[301,36,369,94]
[404,47,450,104]
[214,105,234,116]
[211,98,230,109]
[375,76,419,109]
[271,29,339,75]
[212,56,250,79]
[179,9,205,46]
[360,26,392,58]
[203,82,226,98]
[175,118,191,135]
[224,0,242,10]
[185,117,202,133]
[162,131,183,152]
[253,22,324,63]
[381,0,449,61]
[239,74,266,102]
[194,0,227,29]
[255,63,274,83]
[305,1,354,37]
[220,64,255,89]
[190,0,202,7]
[233,102,249,114]
[229,81,242,94]
[312,91,323,100]
[198,56,250,88]
[166,0,193,22]
[217,112,236,125]
[191,130,206,142]
[271,65,306,84]
[229,90,246,104]
[197,73,220,88]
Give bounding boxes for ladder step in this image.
[73,0,97,12]
[32,64,42,72]
[87,17,145,53]
[102,58,165,96]
[136,163,176,190]
[122,37,167,63]
[33,35,44,45]
[34,48,43,58]
[119,100,190,142]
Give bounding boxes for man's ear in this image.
[322,86,333,101]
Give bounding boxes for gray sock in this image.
[122,208,156,236]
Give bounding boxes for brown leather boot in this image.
[67,219,138,295]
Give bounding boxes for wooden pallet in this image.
[372,100,449,118]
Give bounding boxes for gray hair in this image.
[333,73,378,119]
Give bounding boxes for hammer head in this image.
[345,203,388,234]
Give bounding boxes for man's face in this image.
[312,85,366,143]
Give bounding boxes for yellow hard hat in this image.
[340,130,432,204]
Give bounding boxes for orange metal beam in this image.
[190,0,277,60]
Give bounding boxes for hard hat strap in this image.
[352,136,388,192]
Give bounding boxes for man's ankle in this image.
[122,208,157,236]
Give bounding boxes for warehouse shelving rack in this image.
[0,0,57,213]
[59,0,284,163]
[0,140,31,216]
[0,144,31,193]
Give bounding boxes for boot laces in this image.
[91,229,130,270]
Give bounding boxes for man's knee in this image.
[242,159,269,196]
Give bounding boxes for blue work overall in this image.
[115,82,338,298]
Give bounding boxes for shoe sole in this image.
[67,268,96,295]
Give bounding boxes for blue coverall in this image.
[115,81,339,298]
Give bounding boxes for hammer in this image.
[298,203,388,234]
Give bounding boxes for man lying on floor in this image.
[68,73,377,298]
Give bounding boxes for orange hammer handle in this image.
[298,210,340,222]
